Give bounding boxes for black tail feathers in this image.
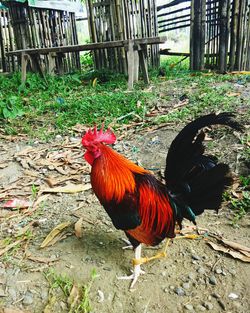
[165,112,243,224]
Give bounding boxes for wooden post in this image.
[127,39,135,89]
[21,52,28,83]
[133,45,139,82]
[229,0,240,70]
[138,44,149,85]
[218,0,230,73]
[235,0,246,70]
[190,0,206,70]
[48,52,56,75]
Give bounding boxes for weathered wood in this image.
[218,0,230,73]
[190,0,206,70]
[138,44,149,84]
[7,37,167,56]
[21,52,28,83]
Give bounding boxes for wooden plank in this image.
[6,36,167,56]
[138,44,149,84]
[21,52,28,83]
[127,40,135,89]
[48,52,56,74]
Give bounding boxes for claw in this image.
[117,265,145,290]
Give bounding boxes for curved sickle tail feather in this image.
[164,112,243,225]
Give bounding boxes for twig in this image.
[211,256,222,272]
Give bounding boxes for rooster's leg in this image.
[117,244,145,289]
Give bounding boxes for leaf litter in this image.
[0,109,249,312]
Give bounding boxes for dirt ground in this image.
[0,112,249,313]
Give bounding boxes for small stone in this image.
[23,291,34,305]
[8,287,17,301]
[40,289,48,301]
[184,304,193,311]
[215,268,222,274]
[103,267,112,271]
[169,285,175,290]
[228,292,239,300]
[192,254,201,261]
[174,287,185,296]
[209,275,217,285]
[70,137,79,143]
[188,272,196,280]
[196,304,206,312]
[197,267,206,274]
[163,287,168,293]
[182,283,190,289]
[203,302,214,310]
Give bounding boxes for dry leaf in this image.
[23,170,40,177]
[25,251,59,264]
[45,174,82,187]
[1,308,31,313]
[220,239,250,253]
[0,163,9,169]
[20,160,30,169]
[207,241,250,263]
[40,222,72,248]
[75,218,83,238]
[92,77,98,87]
[0,239,24,257]
[41,183,92,194]
[54,166,68,175]
[226,92,241,97]
[67,283,81,309]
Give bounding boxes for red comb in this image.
[82,126,116,147]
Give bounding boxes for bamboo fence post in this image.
[218,0,230,73]
[190,0,206,70]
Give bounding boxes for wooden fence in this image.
[158,0,250,72]
[86,0,159,73]
[0,8,16,72]
[1,1,80,74]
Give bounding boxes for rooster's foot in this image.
[121,238,133,250]
[117,265,145,290]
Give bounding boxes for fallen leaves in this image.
[207,238,250,263]
[0,308,31,313]
[41,183,91,194]
[0,239,25,257]
[40,222,72,248]
[25,251,59,264]
[74,217,84,238]
[67,283,81,310]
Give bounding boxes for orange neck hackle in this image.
[91,144,149,203]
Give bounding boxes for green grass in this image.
[44,268,97,313]
[224,175,250,226]
[0,71,153,139]
[0,56,249,140]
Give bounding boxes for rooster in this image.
[81,113,242,289]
